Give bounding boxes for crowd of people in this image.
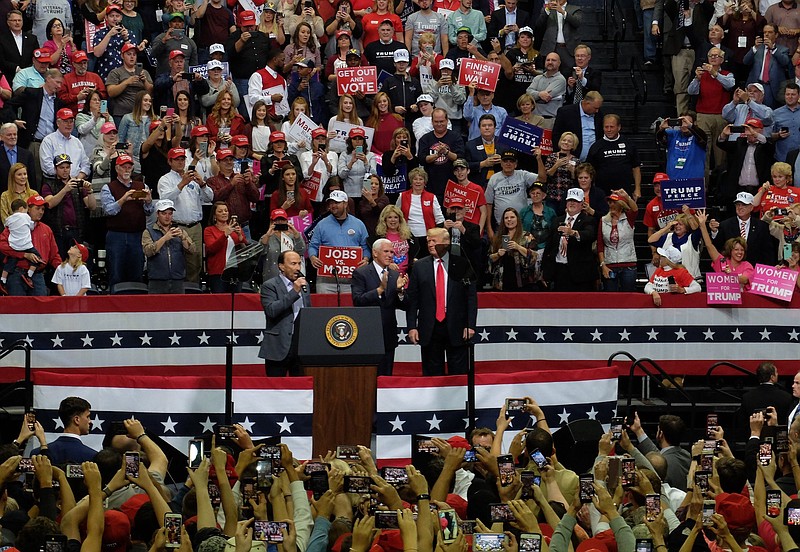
[0,0,798,297]
[4,365,800,552]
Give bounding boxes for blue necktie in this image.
[7,148,15,165]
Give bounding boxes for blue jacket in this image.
[146,224,187,281]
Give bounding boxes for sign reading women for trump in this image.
[660,178,706,209]
[705,273,742,305]
[336,67,378,95]
[457,59,501,92]
[749,264,798,301]
[497,118,552,155]
[317,246,363,277]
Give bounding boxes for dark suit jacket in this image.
[551,103,604,158]
[661,0,707,56]
[0,29,39,83]
[258,275,311,362]
[716,137,775,203]
[564,66,602,105]
[464,137,500,189]
[351,263,406,352]
[535,5,582,55]
[0,87,65,148]
[486,8,532,50]
[713,214,778,266]
[406,253,477,347]
[31,435,97,465]
[637,437,691,491]
[0,145,37,190]
[740,383,794,426]
[541,211,597,283]
[743,44,791,106]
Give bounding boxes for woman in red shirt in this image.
[360,0,403,45]
[206,91,246,147]
[204,201,247,293]
[270,165,312,217]
[366,92,404,155]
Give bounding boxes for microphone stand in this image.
[332,266,341,307]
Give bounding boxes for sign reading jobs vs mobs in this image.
[317,246,363,277]
[336,67,378,95]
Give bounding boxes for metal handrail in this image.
[607,351,637,366]
[0,340,33,410]
[705,361,755,402]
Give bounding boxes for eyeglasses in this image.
[708,54,722,58]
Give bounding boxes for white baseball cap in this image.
[565,188,585,202]
[735,191,755,205]
[209,43,225,54]
[393,49,410,63]
[328,190,348,202]
[417,93,434,104]
[657,246,683,265]
[439,58,455,70]
[155,199,176,212]
[207,60,224,70]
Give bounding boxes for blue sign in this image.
[660,178,706,209]
[496,118,545,154]
[377,162,408,194]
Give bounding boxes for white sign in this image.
[287,112,319,144]
[329,121,375,153]
[188,62,230,79]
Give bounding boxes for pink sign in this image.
[705,273,742,305]
[336,66,378,95]
[457,59,502,92]
[317,246,362,278]
[749,264,798,301]
[289,214,313,235]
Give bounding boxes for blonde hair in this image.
[376,204,412,239]
[7,162,30,194]
[559,131,578,152]
[61,249,85,272]
[772,162,792,178]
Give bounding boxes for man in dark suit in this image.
[258,250,311,377]
[534,0,582,76]
[465,114,502,189]
[631,412,692,491]
[0,9,39,82]
[551,91,604,161]
[715,120,774,206]
[743,24,791,108]
[542,187,597,291]
[0,122,37,190]
[407,227,478,376]
[741,362,794,426]
[486,0,531,52]
[564,44,602,105]
[30,396,97,464]
[351,238,409,376]
[709,191,778,267]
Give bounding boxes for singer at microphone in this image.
[258,251,311,377]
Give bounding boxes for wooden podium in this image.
[295,307,384,456]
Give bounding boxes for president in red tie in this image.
[407,227,478,375]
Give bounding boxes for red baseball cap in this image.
[33,48,52,63]
[271,208,288,220]
[57,108,75,120]
[311,127,327,138]
[116,154,134,166]
[191,125,210,137]
[72,240,90,262]
[231,135,249,147]
[102,510,130,552]
[269,131,286,143]
[27,195,47,206]
[336,29,352,39]
[169,49,186,60]
[106,3,123,14]
[744,118,764,129]
[238,10,257,25]
[652,172,669,184]
[71,50,88,63]
[149,121,161,132]
[168,147,187,160]
[348,127,366,138]
[121,42,137,54]
[216,148,234,160]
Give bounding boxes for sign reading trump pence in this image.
[317,246,363,278]
[457,59,501,92]
[337,67,378,95]
[660,178,705,209]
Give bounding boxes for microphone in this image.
[298,272,308,294]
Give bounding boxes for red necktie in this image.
[436,259,446,322]
[740,220,747,238]
[761,48,771,82]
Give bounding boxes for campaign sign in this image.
[317,246,363,278]
[287,113,318,145]
[660,178,706,210]
[289,214,313,235]
[457,59,501,92]
[337,66,378,95]
[705,273,742,305]
[443,180,481,219]
[497,118,546,154]
[376,163,408,194]
[329,121,375,153]
[749,264,798,301]
[189,62,230,79]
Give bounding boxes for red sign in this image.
[443,180,481,220]
[336,66,378,95]
[318,246,363,278]
[457,59,502,92]
[540,128,553,156]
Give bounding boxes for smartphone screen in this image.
[786,507,800,525]
[256,460,272,487]
[621,458,636,487]
[706,414,718,439]
[439,510,459,543]
[44,535,67,552]
[336,445,360,460]
[520,472,537,499]
[253,521,287,542]
[308,471,328,497]
[474,534,504,552]
[343,475,372,494]
[497,454,515,487]
[531,449,548,468]
[695,470,710,494]
[65,463,84,478]
[645,494,660,522]
[215,424,236,445]
[381,466,409,486]
[505,398,527,413]
[415,436,438,454]
[579,474,594,503]
[611,417,625,440]
[208,482,221,506]
[702,500,715,526]
[519,534,542,552]
[188,439,203,469]
[776,426,789,453]
[125,451,139,478]
[636,539,653,552]
[165,513,182,548]
[25,410,36,431]
[759,442,773,466]
[375,510,401,529]
[489,503,515,522]
[304,461,329,475]
[767,489,782,518]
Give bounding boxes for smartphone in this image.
[519,534,542,552]
[166,107,175,118]
[375,510,401,529]
[695,470,710,494]
[505,398,527,413]
[703,439,716,453]
[355,145,363,155]
[730,125,746,133]
[208,482,221,506]
[700,453,714,472]
[308,471,329,499]
[44,535,67,552]
[786,506,800,525]
[65,463,84,478]
[274,222,289,231]
[343,475,372,494]
[199,142,208,158]
[579,474,594,503]
[784,243,794,260]
[416,436,438,454]
[233,161,242,174]
[160,105,167,117]
[100,99,108,113]
[381,466,409,486]
[400,139,409,147]
[116,142,128,151]
[474,534,505,552]
[706,414,718,439]
[135,62,143,75]
[621,458,636,487]
[439,510,459,543]
[215,424,236,446]
[501,235,510,250]
[188,439,204,469]
[645,494,660,522]
[777,426,790,453]
[256,459,272,487]
[702,499,715,526]
[304,461,329,475]
[230,215,239,227]
[25,410,35,431]
[530,449,548,468]
[18,457,34,473]
[253,521,287,542]
[125,451,140,478]
[611,417,625,440]
[636,539,653,552]
[489,503,515,522]
[775,208,789,216]
[520,472,539,499]
[336,445,360,461]
[759,442,773,466]
[165,513,182,548]
[667,275,676,286]
[173,29,185,39]
[767,489,782,518]
[241,477,257,505]
[318,143,326,152]
[497,454,515,487]
[458,520,476,535]
[667,118,682,126]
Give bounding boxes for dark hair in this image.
[657,414,685,445]
[58,396,91,428]
[265,47,284,65]
[756,361,778,383]
[16,517,61,552]
[525,427,554,457]
[478,114,496,126]
[45,17,63,41]
[278,250,298,264]
[788,83,800,93]
[716,457,747,493]
[94,448,123,485]
[10,198,27,211]
[679,110,697,122]
[131,501,159,543]
[82,89,103,115]
[208,201,230,226]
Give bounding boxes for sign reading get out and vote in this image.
[336,67,378,95]
[749,264,798,301]
[457,59,501,92]
[318,246,363,278]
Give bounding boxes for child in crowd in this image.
[52,241,92,296]
[0,199,41,293]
